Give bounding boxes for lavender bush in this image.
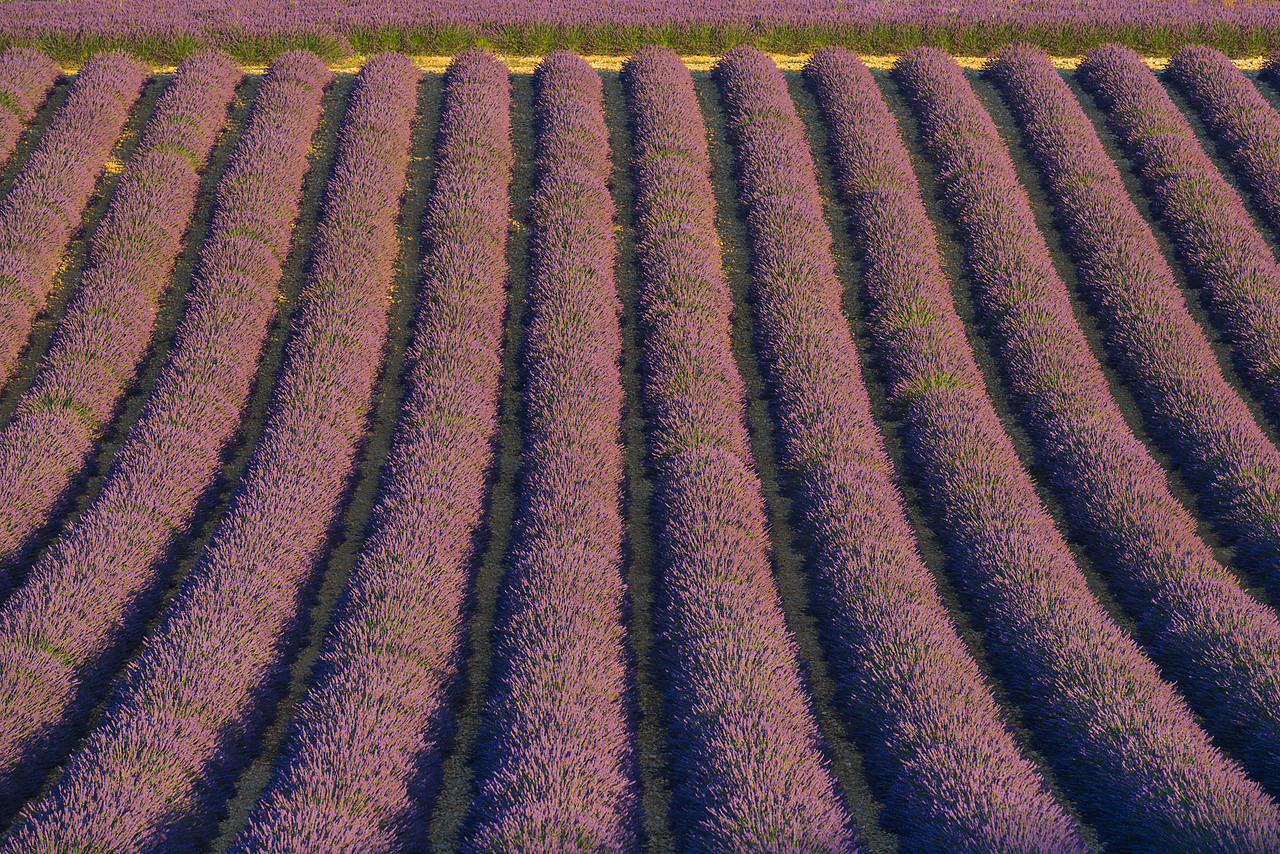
[630,45,866,851]
[1030,45,1280,580]
[0,49,329,828]
[880,38,1280,799]
[232,47,513,852]
[1079,45,1280,431]
[0,51,417,853]
[868,45,1280,851]
[0,52,239,578]
[709,43,1084,851]
[460,51,637,851]
[0,51,147,391]
[0,47,59,163]
[1169,46,1280,242]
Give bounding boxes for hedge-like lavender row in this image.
[0,51,147,388]
[1007,47,1280,578]
[0,51,330,826]
[986,42,1280,793]
[461,51,636,849]
[0,47,59,163]
[1077,45,1280,426]
[1168,46,1280,240]
[0,52,240,577]
[0,52,418,852]
[715,45,1082,851]
[878,47,1280,850]
[631,46,864,850]
[232,48,511,852]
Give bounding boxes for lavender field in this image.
[0,39,1279,853]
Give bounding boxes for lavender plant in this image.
[1014,44,1280,582]
[0,51,417,853]
[0,51,147,390]
[0,52,240,579]
[460,51,637,851]
[1079,44,1280,430]
[870,45,1280,851]
[865,38,1280,800]
[0,47,59,163]
[232,47,513,852]
[0,49,330,828]
[1169,45,1280,242]
[631,45,867,851]
[708,43,1085,851]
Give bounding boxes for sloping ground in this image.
[0,43,1279,852]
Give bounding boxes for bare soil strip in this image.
[599,68,676,853]
[694,66,897,852]
[1252,71,1280,112]
[971,75,1256,595]
[0,70,355,841]
[428,71,534,853]
[0,74,168,429]
[208,69,446,852]
[871,67,1107,852]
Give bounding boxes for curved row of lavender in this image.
[631,46,865,851]
[0,51,147,393]
[0,48,59,164]
[0,52,418,853]
[859,46,1280,851]
[714,44,1081,851]
[460,51,637,850]
[0,50,331,832]
[889,41,1280,799]
[1167,46,1280,241]
[986,42,1280,794]
[1077,46,1280,432]
[233,48,512,852]
[1007,46,1280,581]
[0,52,240,580]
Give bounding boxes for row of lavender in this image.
[0,51,146,414]
[0,49,419,850]
[234,47,511,850]
[982,42,1280,792]
[812,42,1280,850]
[460,51,637,849]
[0,51,240,586]
[714,42,1087,850]
[0,48,328,820]
[0,48,333,843]
[0,40,1279,852]
[627,46,860,849]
